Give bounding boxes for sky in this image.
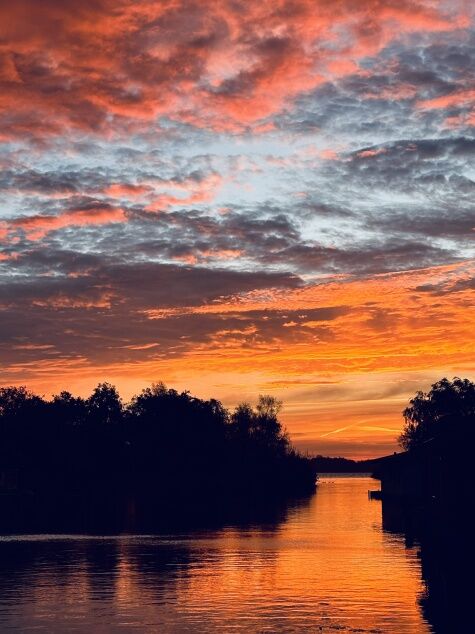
[0,0,474,458]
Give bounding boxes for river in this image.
[0,476,434,633]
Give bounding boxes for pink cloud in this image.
[417,89,475,110]
[0,0,469,139]
[103,183,152,197]
[144,174,223,212]
[356,148,388,158]
[8,205,127,240]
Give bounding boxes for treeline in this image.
[0,383,317,508]
[311,455,379,473]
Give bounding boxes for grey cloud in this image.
[1,252,301,309]
[265,238,458,275]
[0,250,356,368]
[415,275,475,296]
[1,251,303,366]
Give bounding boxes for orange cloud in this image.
[171,248,243,265]
[135,261,474,418]
[4,261,473,458]
[8,205,126,240]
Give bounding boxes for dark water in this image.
[0,477,435,633]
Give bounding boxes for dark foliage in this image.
[0,383,316,524]
[398,377,475,451]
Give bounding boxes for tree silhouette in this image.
[399,377,475,450]
[0,381,317,518]
[0,386,43,418]
[51,391,87,426]
[256,395,282,418]
[230,396,288,451]
[87,382,123,425]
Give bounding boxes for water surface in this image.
[0,476,432,633]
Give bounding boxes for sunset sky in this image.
[1,0,474,458]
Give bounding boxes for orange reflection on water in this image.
[0,478,432,633]
[162,478,429,632]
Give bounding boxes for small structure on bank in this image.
[371,427,473,512]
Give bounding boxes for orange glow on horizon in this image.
[3,261,473,459]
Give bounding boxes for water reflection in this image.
[0,478,434,633]
[381,498,471,634]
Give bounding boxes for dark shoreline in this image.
[0,487,316,535]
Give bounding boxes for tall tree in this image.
[86,383,123,425]
[399,377,475,450]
